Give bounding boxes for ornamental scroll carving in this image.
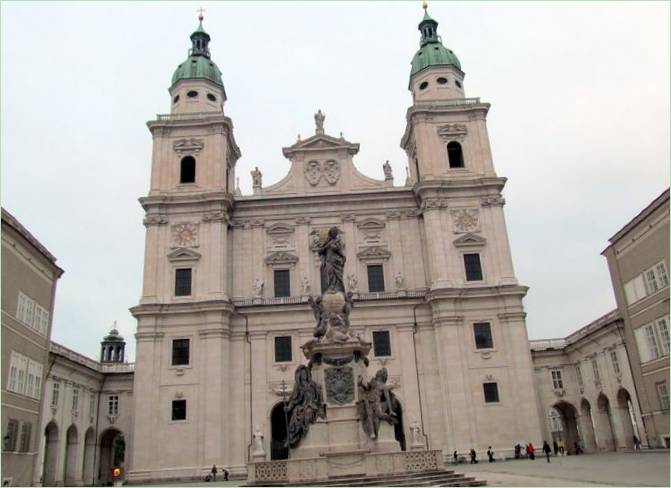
[437,124,468,142]
[143,215,168,227]
[481,195,506,207]
[450,208,480,234]
[171,223,199,248]
[173,138,204,155]
[304,160,341,186]
[325,366,354,405]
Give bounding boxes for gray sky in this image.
[2,1,669,362]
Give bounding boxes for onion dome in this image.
[410,6,461,76]
[171,18,224,88]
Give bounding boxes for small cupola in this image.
[100,322,126,363]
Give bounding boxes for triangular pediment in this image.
[267,223,295,236]
[264,251,299,265]
[282,134,360,158]
[167,248,202,262]
[357,218,386,231]
[453,233,487,248]
[356,246,391,261]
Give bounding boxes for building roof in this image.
[605,188,670,247]
[410,7,461,77]
[529,309,621,352]
[1,208,64,277]
[50,341,134,374]
[171,20,224,88]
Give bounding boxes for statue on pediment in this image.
[251,166,262,189]
[314,109,325,135]
[285,365,326,447]
[383,160,393,181]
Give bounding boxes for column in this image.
[396,325,423,443]
[249,331,268,456]
[421,206,451,288]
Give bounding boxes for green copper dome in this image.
[171,21,224,88]
[410,8,461,76]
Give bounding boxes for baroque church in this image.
[127,7,543,481]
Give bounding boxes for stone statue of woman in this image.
[284,365,326,448]
[318,227,346,294]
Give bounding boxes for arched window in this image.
[447,141,464,168]
[180,156,196,183]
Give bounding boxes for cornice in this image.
[130,299,235,318]
[140,191,235,210]
[413,178,507,199]
[426,284,529,302]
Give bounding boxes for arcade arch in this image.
[63,425,79,485]
[42,422,59,486]
[595,393,617,451]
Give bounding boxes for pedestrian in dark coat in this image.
[211,465,218,482]
[553,440,559,456]
[469,448,478,464]
[542,441,552,463]
[487,446,495,462]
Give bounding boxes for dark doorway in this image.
[270,403,289,460]
[393,399,406,451]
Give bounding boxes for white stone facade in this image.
[128,16,542,483]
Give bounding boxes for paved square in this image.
[458,452,670,486]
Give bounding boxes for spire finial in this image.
[422,1,428,10]
[197,7,205,22]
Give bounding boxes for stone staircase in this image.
[247,469,486,487]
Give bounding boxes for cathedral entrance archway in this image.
[64,425,79,485]
[579,398,597,452]
[82,428,95,485]
[270,402,289,460]
[99,428,124,485]
[552,401,579,454]
[616,388,638,450]
[43,422,59,486]
[596,393,616,451]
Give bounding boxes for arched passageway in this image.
[596,393,617,451]
[43,422,59,486]
[270,402,289,460]
[616,388,639,450]
[579,398,598,453]
[99,429,125,485]
[82,428,96,485]
[64,425,79,485]
[552,401,580,454]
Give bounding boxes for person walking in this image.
[527,442,535,460]
[211,465,218,482]
[487,446,496,463]
[633,435,641,451]
[453,450,459,464]
[469,448,478,464]
[542,441,552,463]
[558,439,565,456]
[514,443,521,459]
[553,440,559,456]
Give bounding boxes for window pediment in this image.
[357,246,391,262]
[453,233,486,248]
[173,138,204,156]
[167,248,202,262]
[267,223,295,236]
[357,218,386,231]
[265,251,299,266]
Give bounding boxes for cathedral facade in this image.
[129,9,542,482]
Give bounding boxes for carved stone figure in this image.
[325,366,354,405]
[285,365,326,448]
[308,296,328,340]
[314,109,325,135]
[347,273,359,293]
[383,160,393,180]
[251,166,263,188]
[301,276,311,295]
[394,271,406,290]
[252,425,265,455]
[305,160,322,186]
[323,160,341,185]
[357,367,398,439]
[318,227,346,294]
[409,419,423,447]
[253,278,264,297]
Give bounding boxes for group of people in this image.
[205,465,229,482]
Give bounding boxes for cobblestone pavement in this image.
[457,451,669,486]
[142,451,669,487]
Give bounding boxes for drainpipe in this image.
[412,301,429,447]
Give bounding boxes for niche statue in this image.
[285,365,326,448]
[357,367,398,439]
[318,227,346,294]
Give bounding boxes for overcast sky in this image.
[2,1,669,362]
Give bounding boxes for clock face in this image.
[458,213,477,229]
[173,224,198,247]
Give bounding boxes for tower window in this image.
[464,253,483,281]
[367,265,385,292]
[455,80,462,88]
[473,322,493,349]
[372,331,391,357]
[180,156,196,183]
[207,93,216,102]
[483,382,500,403]
[172,399,187,421]
[419,81,429,90]
[447,141,464,168]
[274,270,291,298]
[274,336,292,363]
[172,339,190,366]
[175,268,192,296]
[173,95,180,103]
[187,90,198,98]
[437,77,448,85]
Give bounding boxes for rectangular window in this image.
[274,269,291,298]
[655,262,669,288]
[174,268,192,296]
[171,339,190,366]
[576,364,584,389]
[645,269,659,294]
[372,331,391,357]
[473,322,493,349]
[610,350,621,376]
[172,399,187,421]
[19,422,31,453]
[624,275,647,305]
[108,395,119,416]
[591,358,601,384]
[367,265,385,292]
[72,388,79,413]
[551,369,564,390]
[274,336,292,363]
[657,382,669,410]
[464,253,483,281]
[657,317,670,356]
[51,383,60,407]
[483,382,499,403]
[4,419,19,451]
[645,324,661,360]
